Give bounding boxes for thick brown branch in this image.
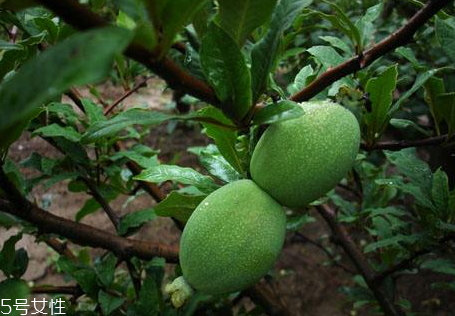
[361,134,451,151]
[32,285,83,297]
[244,283,292,316]
[0,198,179,262]
[317,205,405,316]
[291,0,452,102]
[35,0,218,106]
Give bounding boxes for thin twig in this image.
[104,76,151,115]
[361,134,451,151]
[317,204,406,316]
[291,232,356,274]
[291,0,452,102]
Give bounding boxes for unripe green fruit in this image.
[250,101,360,208]
[179,179,286,295]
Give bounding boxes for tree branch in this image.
[244,284,293,316]
[32,285,83,297]
[0,198,179,262]
[317,204,406,316]
[290,0,452,102]
[104,76,151,115]
[35,0,218,106]
[361,134,451,151]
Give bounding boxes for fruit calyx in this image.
[165,276,194,308]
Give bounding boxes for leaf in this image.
[83,108,173,143]
[389,118,431,136]
[364,64,398,141]
[319,36,351,55]
[436,17,455,64]
[159,0,209,55]
[95,253,117,287]
[0,233,28,278]
[134,165,218,193]
[432,168,450,220]
[200,22,252,121]
[253,100,305,125]
[391,68,442,114]
[0,279,29,316]
[287,65,314,95]
[385,149,433,195]
[33,124,82,142]
[99,290,125,315]
[198,107,245,174]
[363,234,419,253]
[155,191,206,222]
[0,212,19,229]
[436,92,455,137]
[421,259,455,276]
[217,0,278,44]
[188,144,241,183]
[307,45,345,68]
[424,76,445,134]
[110,145,159,169]
[251,0,312,102]
[355,3,383,49]
[0,27,133,148]
[118,208,156,236]
[323,1,361,50]
[81,98,106,124]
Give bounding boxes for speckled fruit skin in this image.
[250,101,360,208]
[179,179,286,295]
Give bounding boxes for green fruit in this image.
[179,179,286,295]
[250,101,360,208]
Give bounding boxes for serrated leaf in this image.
[218,0,278,44]
[155,191,205,222]
[118,208,156,236]
[436,17,455,64]
[99,290,125,315]
[0,279,29,316]
[252,100,304,125]
[134,165,218,193]
[364,64,398,141]
[0,27,133,148]
[33,124,82,142]
[251,0,312,102]
[200,22,252,121]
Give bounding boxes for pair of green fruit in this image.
[166,101,360,307]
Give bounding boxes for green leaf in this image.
[159,0,209,55]
[33,124,82,142]
[389,118,431,136]
[436,17,455,64]
[0,212,19,228]
[110,145,159,169]
[81,98,106,124]
[287,65,314,95]
[432,168,450,220]
[199,107,245,174]
[82,108,173,143]
[385,149,433,194]
[217,0,278,44]
[0,279,29,316]
[188,144,241,183]
[323,1,361,50]
[251,0,311,102]
[363,234,418,253]
[424,76,446,134]
[391,68,442,114]
[252,100,305,125]
[99,290,125,315]
[134,165,218,193]
[200,22,252,121]
[118,208,156,236]
[319,36,351,55]
[155,191,206,222]
[0,27,132,147]
[421,259,455,276]
[95,253,117,287]
[436,92,455,137]
[364,64,398,141]
[355,3,383,49]
[0,233,23,277]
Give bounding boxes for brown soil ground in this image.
[1,79,454,316]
